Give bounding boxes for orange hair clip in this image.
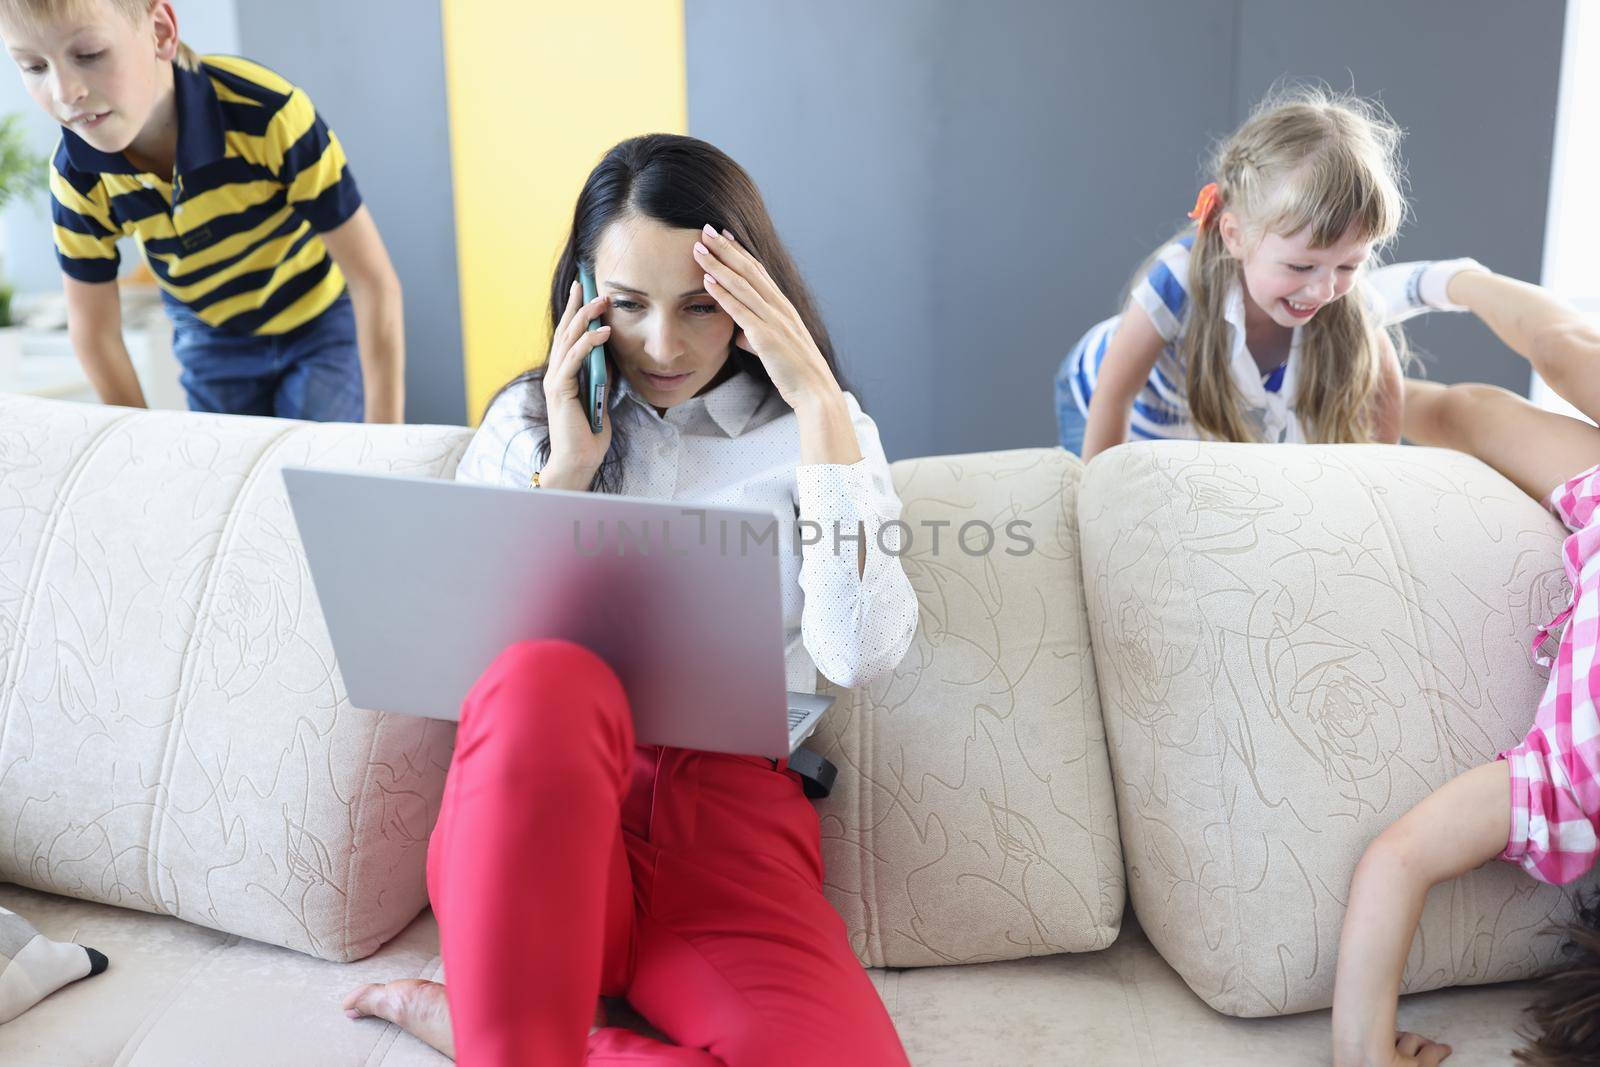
[1188,182,1221,231]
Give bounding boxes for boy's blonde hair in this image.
[0,0,199,70]
[1174,87,1407,444]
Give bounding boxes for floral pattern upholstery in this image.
[0,396,467,962]
[1079,441,1597,1015]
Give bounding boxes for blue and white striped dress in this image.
[1057,236,1306,445]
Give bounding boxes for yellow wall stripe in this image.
[441,1,688,424]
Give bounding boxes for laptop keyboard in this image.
[785,693,833,750]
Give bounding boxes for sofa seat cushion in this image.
[1079,441,1595,1016]
[0,882,1539,1066]
[883,918,1538,1067]
[0,883,448,1066]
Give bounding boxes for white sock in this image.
[1367,258,1488,324]
[0,907,108,1025]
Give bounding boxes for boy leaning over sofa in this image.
[0,0,405,422]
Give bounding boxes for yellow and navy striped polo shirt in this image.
[49,56,362,336]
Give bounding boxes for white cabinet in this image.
[0,296,184,409]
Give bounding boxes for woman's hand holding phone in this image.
[541,279,614,490]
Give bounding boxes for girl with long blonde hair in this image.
[1057,88,1408,459]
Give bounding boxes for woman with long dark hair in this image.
[342,134,918,1066]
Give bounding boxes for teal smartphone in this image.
[577,265,608,434]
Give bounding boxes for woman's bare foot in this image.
[343,979,611,1060]
[343,979,455,1059]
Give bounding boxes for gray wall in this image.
[687,0,1567,461]
[235,0,465,425]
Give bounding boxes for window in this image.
[1535,0,1599,421]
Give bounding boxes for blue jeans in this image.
[1054,351,1088,456]
[164,291,364,421]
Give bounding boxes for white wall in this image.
[1542,0,1599,305]
[1533,0,1597,419]
[0,0,239,295]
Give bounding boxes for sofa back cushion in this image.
[1079,441,1592,1015]
[0,396,468,962]
[813,448,1123,966]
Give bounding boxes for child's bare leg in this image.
[1448,270,1600,426]
[1332,761,1512,1067]
[1403,378,1600,503]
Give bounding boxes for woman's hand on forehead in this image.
[691,224,841,411]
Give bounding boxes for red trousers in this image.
[426,640,910,1067]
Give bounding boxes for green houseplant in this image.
[0,113,50,329]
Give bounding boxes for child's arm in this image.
[64,277,147,408]
[1331,760,1512,1067]
[1447,269,1600,420]
[320,206,405,424]
[1444,268,1588,359]
[1081,302,1166,461]
[1370,330,1403,445]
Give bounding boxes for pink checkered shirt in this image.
[1500,462,1600,884]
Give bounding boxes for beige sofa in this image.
[0,394,1590,1066]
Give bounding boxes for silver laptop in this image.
[281,467,832,759]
